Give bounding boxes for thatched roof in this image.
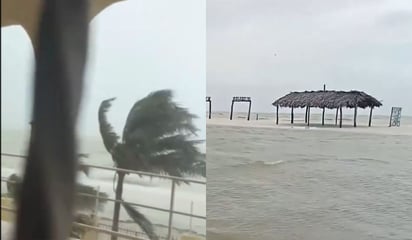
[273,90,382,109]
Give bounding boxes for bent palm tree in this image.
[98,89,204,240]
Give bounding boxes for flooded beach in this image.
[207,112,412,240]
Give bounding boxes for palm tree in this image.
[98,89,204,240]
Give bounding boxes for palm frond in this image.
[122,90,198,146]
[122,201,158,240]
[98,97,120,153]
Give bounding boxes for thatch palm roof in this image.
[272,90,382,109]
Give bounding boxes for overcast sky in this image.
[207,0,412,116]
[1,0,206,139]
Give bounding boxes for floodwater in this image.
[207,113,412,240]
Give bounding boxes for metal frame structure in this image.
[1,153,206,240]
[229,97,252,121]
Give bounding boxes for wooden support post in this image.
[368,107,373,127]
[230,101,234,120]
[322,107,325,125]
[389,107,394,127]
[305,106,309,123]
[291,107,294,124]
[247,101,251,121]
[335,108,338,125]
[307,107,311,126]
[276,105,279,125]
[208,100,211,119]
[322,84,326,126]
[339,107,343,128]
[354,106,358,127]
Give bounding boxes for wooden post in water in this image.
[305,106,309,123]
[335,108,338,125]
[206,97,211,119]
[276,105,279,125]
[339,107,343,128]
[247,100,252,121]
[354,106,358,127]
[291,107,294,124]
[229,100,234,120]
[322,84,326,125]
[368,107,373,127]
[307,107,311,126]
[322,108,326,125]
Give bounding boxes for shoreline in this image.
[207,118,412,136]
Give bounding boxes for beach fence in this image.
[1,153,206,240]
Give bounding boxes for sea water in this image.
[207,113,412,240]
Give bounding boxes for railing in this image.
[1,152,206,240]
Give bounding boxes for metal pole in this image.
[167,180,176,240]
[94,186,100,217]
[189,201,193,231]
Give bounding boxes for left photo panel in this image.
[1,0,206,240]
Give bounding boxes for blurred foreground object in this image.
[1,0,124,50]
[13,0,89,239]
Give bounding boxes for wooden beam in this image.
[354,106,358,127]
[335,108,338,125]
[229,101,234,120]
[389,107,394,127]
[322,107,325,125]
[305,106,309,123]
[276,105,279,125]
[368,107,373,127]
[208,101,211,119]
[247,101,251,121]
[322,84,326,126]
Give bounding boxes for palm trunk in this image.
[111,172,125,240]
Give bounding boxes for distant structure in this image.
[272,90,382,128]
[206,96,212,119]
[230,96,252,121]
[389,107,402,127]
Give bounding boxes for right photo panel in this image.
[206,1,412,240]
